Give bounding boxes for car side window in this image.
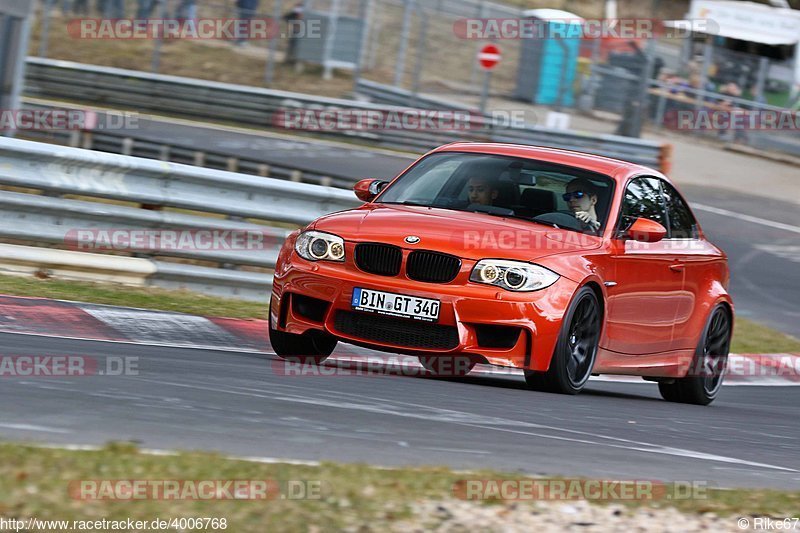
[660,181,698,239]
[618,177,668,235]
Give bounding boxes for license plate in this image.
[351,288,440,322]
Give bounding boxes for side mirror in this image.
[625,218,667,243]
[353,179,386,202]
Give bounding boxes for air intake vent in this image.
[334,311,459,350]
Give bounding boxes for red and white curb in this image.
[0,294,797,386]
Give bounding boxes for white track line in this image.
[693,203,800,235]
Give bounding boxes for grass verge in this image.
[1,273,799,354]
[0,442,797,533]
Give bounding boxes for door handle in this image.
[669,264,685,272]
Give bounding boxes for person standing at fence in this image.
[175,0,198,20]
[71,0,89,14]
[283,3,304,65]
[96,0,124,18]
[136,0,161,19]
[235,0,260,46]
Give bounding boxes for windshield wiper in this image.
[381,201,432,207]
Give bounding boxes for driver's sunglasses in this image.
[562,191,587,201]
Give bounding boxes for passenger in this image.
[564,178,601,233]
[466,176,499,206]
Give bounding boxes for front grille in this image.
[354,243,402,276]
[334,311,459,350]
[407,251,461,283]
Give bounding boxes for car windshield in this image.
[377,152,615,235]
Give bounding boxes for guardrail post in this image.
[290,170,303,182]
[393,0,414,87]
[258,164,270,177]
[68,130,81,148]
[659,143,673,176]
[227,157,239,172]
[121,137,134,156]
[159,145,170,161]
[81,132,93,150]
[38,0,53,58]
[655,91,667,129]
[193,151,206,167]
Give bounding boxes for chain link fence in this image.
[30,0,800,157]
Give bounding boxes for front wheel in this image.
[525,286,601,395]
[269,300,337,365]
[658,305,731,406]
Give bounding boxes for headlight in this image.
[294,231,345,262]
[470,260,559,291]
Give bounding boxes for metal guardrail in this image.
[24,58,671,172]
[355,79,475,111]
[0,136,361,301]
[355,78,669,169]
[20,103,358,189]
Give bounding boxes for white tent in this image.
[670,0,800,95]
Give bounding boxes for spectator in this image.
[137,0,161,19]
[175,0,197,20]
[97,0,124,18]
[69,0,88,14]
[235,0,260,46]
[283,3,304,64]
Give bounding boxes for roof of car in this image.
[431,142,663,181]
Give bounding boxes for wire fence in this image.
[30,0,800,156]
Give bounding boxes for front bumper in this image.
[271,250,578,371]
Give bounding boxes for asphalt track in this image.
[0,331,798,490]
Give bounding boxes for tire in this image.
[268,299,337,365]
[419,356,475,377]
[658,305,731,406]
[524,286,601,395]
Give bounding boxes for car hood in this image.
[312,204,602,262]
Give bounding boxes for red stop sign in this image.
[478,44,502,70]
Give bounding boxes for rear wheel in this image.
[525,287,601,395]
[658,305,731,406]
[419,356,475,377]
[269,300,337,365]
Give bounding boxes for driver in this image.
[564,178,601,234]
[467,176,499,206]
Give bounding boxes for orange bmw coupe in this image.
[270,143,734,405]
